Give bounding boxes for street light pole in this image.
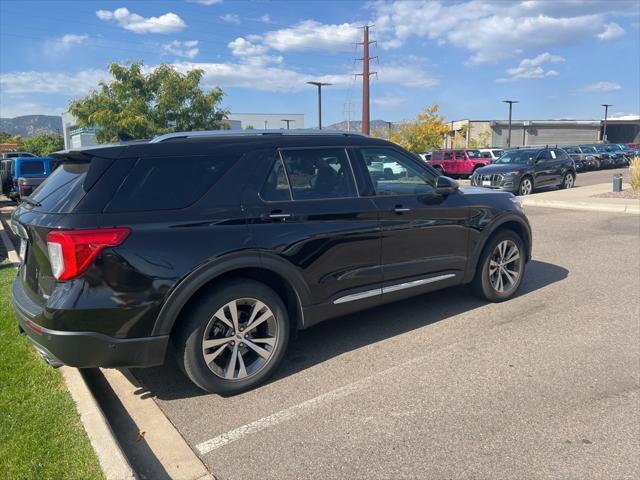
[502,100,519,148]
[601,104,612,142]
[307,81,332,129]
[281,119,294,130]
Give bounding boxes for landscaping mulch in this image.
[591,189,640,200]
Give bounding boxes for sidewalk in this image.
[521,183,640,214]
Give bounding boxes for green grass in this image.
[0,264,104,480]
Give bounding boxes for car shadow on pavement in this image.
[132,260,568,400]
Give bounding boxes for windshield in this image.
[466,150,482,158]
[495,150,537,164]
[580,146,597,153]
[593,145,609,152]
[564,147,578,154]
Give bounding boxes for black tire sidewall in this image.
[175,279,290,395]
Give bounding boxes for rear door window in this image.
[278,148,356,200]
[107,155,237,212]
[19,161,45,175]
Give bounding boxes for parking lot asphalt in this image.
[134,205,640,480]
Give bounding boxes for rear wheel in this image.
[560,171,575,189]
[471,230,526,302]
[174,280,290,395]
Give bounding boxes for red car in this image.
[429,149,492,178]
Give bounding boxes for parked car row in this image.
[0,153,56,202]
[470,147,576,196]
[565,144,636,171]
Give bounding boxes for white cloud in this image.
[578,81,622,93]
[228,37,269,57]
[0,69,108,95]
[609,112,640,120]
[45,33,89,54]
[371,0,625,64]
[261,20,360,52]
[162,40,199,59]
[496,52,565,82]
[96,7,186,34]
[372,95,406,108]
[260,14,272,23]
[220,13,240,25]
[597,22,625,40]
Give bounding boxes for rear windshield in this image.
[30,162,89,213]
[19,161,45,175]
[106,155,236,212]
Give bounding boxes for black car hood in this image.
[474,163,529,175]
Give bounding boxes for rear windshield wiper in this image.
[21,197,42,207]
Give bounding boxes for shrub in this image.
[631,156,640,193]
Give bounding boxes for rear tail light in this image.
[46,228,130,281]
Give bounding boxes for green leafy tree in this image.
[0,132,22,145]
[375,104,449,153]
[20,133,64,156]
[69,61,229,143]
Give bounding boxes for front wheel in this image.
[560,171,575,189]
[517,176,533,196]
[174,279,290,395]
[471,230,526,302]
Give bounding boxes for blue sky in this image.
[1,0,639,126]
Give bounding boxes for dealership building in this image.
[446,117,640,148]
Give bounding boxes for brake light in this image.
[46,228,130,281]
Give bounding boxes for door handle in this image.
[268,212,292,219]
[393,206,411,213]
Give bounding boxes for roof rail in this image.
[149,129,368,143]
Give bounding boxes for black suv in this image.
[471,147,576,196]
[12,131,531,394]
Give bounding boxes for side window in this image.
[432,151,442,161]
[443,152,453,161]
[481,152,491,158]
[554,149,568,160]
[361,148,436,197]
[261,156,292,201]
[536,150,549,163]
[279,148,356,200]
[107,155,237,212]
[454,151,466,160]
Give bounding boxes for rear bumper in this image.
[12,278,168,368]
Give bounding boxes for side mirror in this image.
[435,175,459,195]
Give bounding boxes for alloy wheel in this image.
[519,178,533,195]
[201,298,278,380]
[488,240,522,294]
[564,172,575,189]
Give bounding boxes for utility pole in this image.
[502,100,519,148]
[386,121,393,138]
[601,104,612,142]
[356,25,377,135]
[281,119,294,130]
[343,101,353,132]
[307,81,332,129]
[264,120,268,129]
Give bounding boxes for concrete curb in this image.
[62,367,138,480]
[100,368,215,480]
[521,197,640,214]
[0,219,20,265]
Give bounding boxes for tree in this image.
[0,132,22,145]
[379,105,449,153]
[69,61,229,143]
[20,133,64,156]
[469,130,492,148]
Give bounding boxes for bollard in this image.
[613,173,622,192]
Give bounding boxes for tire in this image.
[517,176,533,196]
[471,230,526,302]
[560,171,575,189]
[174,279,290,395]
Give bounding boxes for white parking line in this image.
[196,351,433,455]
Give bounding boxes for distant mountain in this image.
[324,119,394,132]
[0,115,63,137]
